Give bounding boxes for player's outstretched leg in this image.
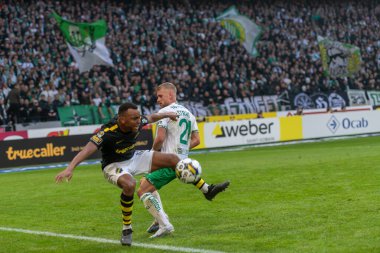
[193,178,230,201]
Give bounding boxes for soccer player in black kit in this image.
[55,102,180,246]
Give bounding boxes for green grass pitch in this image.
[1,136,380,253]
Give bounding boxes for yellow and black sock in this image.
[193,178,209,193]
[120,193,133,228]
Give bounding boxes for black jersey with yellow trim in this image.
[89,115,149,169]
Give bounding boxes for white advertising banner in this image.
[28,125,102,139]
[203,118,280,148]
[303,111,380,138]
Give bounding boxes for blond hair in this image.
[157,82,177,94]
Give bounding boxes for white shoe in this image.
[149,224,174,238]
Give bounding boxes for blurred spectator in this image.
[70,92,81,105]
[6,83,21,125]
[52,94,63,112]
[295,106,304,116]
[47,108,58,121]
[208,98,221,116]
[0,98,8,125]
[203,91,212,107]
[0,0,379,124]
[92,93,102,106]
[19,98,31,123]
[38,94,50,121]
[29,99,42,122]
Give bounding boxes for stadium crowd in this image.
[0,0,380,127]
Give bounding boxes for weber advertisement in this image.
[203,118,280,148]
[0,130,153,169]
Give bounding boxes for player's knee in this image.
[119,175,136,195]
[137,178,156,198]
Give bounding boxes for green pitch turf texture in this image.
[1,136,380,253]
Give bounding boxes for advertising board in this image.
[0,129,153,169]
[203,118,280,148]
[303,111,380,138]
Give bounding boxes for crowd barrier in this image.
[1,108,380,169]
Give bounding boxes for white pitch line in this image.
[0,227,225,253]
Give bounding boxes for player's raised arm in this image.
[146,112,177,123]
[55,141,98,183]
[152,127,167,151]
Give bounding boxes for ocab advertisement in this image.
[303,110,380,138]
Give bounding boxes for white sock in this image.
[200,183,209,193]
[152,191,167,222]
[140,193,170,227]
[152,191,162,204]
[123,224,132,230]
[152,191,166,217]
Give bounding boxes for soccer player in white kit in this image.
[137,82,230,238]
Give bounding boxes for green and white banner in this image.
[217,6,262,57]
[52,12,114,73]
[317,35,361,78]
[367,90,380,107]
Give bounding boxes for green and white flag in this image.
[317,35,361,78]
[52,12,114,73]
[216,6,262,57]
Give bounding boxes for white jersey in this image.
[157,103,198,159]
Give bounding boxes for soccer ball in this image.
[175,158,202,184]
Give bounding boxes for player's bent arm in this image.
[55,141,98,183]
[146,112,177,123]
[152,127,166,151]
[189,131,200,150]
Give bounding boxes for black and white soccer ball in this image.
[175,158,202,184]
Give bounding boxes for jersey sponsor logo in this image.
[115,144,135,154]
[91,130,105,145]
[90,135,103,145]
